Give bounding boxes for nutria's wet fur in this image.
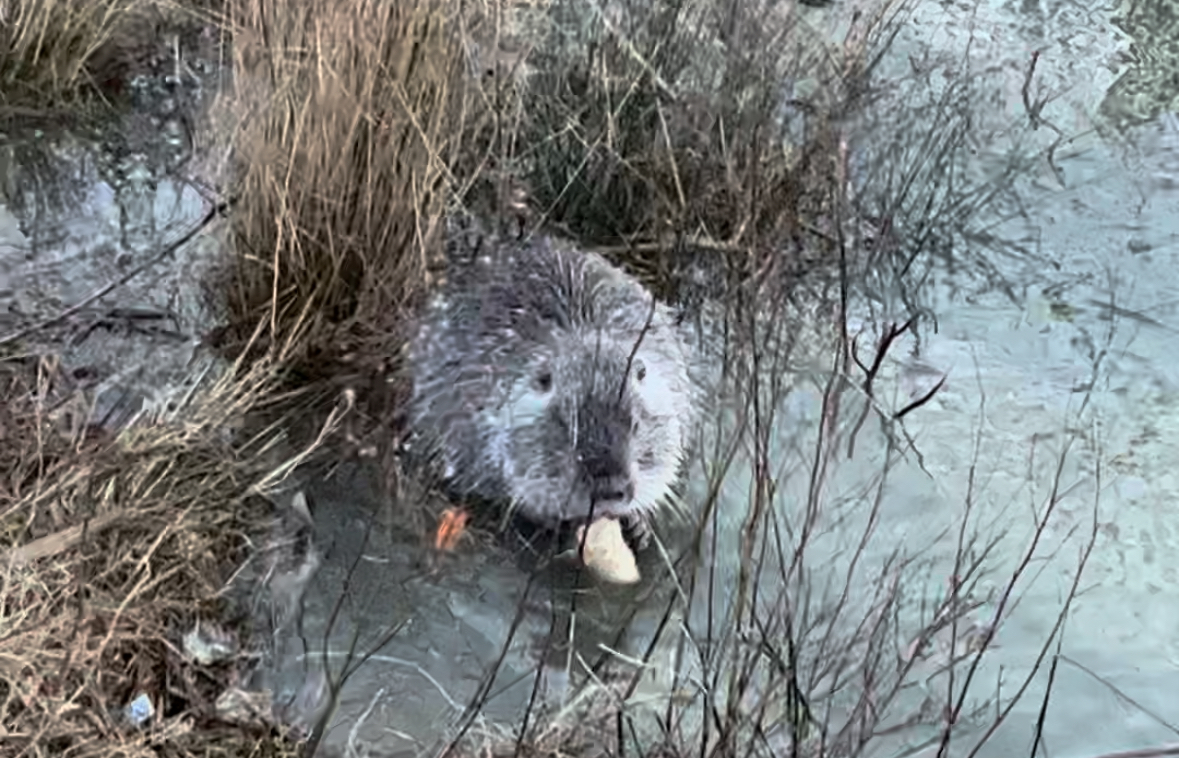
[408,228,698,541]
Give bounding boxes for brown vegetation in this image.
[219,0,465,367]
[0,0,198,119]
[0,350,308,756]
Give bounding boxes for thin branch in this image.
[0,199,232,347]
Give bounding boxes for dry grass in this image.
[0,348,316,756]
[218,0,468,373]
[0,0,189,118]
[0,3,323,756]
[459,0,905,307]
[2,1,475,753]
[205,0,484,520]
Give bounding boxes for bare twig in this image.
[0,199,231,347]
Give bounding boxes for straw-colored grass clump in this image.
[201,0,481,511]
[0,352,307,756]
[2,1,473,753]
[219,0,468,375]
[0,0,207,116]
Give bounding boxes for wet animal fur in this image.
[408,228,698,540]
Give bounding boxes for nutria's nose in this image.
[577,396,635,506]
[585,451,633,497]
[583,448,635,507]
[590,474,636,507]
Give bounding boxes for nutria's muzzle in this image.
[578,398,637,515]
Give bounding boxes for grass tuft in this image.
[458,0,904,307]
[218,0,470,375]
[0,0,172,117]
[0,348,315,756]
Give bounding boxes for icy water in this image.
[3,0,1179,756]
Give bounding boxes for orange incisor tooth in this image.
[434,507,470,551]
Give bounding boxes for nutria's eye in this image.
[634,360,646,382]
[534,370,553,393]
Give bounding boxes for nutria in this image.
[407,225,698,544]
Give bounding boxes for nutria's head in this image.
[408,234,698,533]
[489,325,689,526]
